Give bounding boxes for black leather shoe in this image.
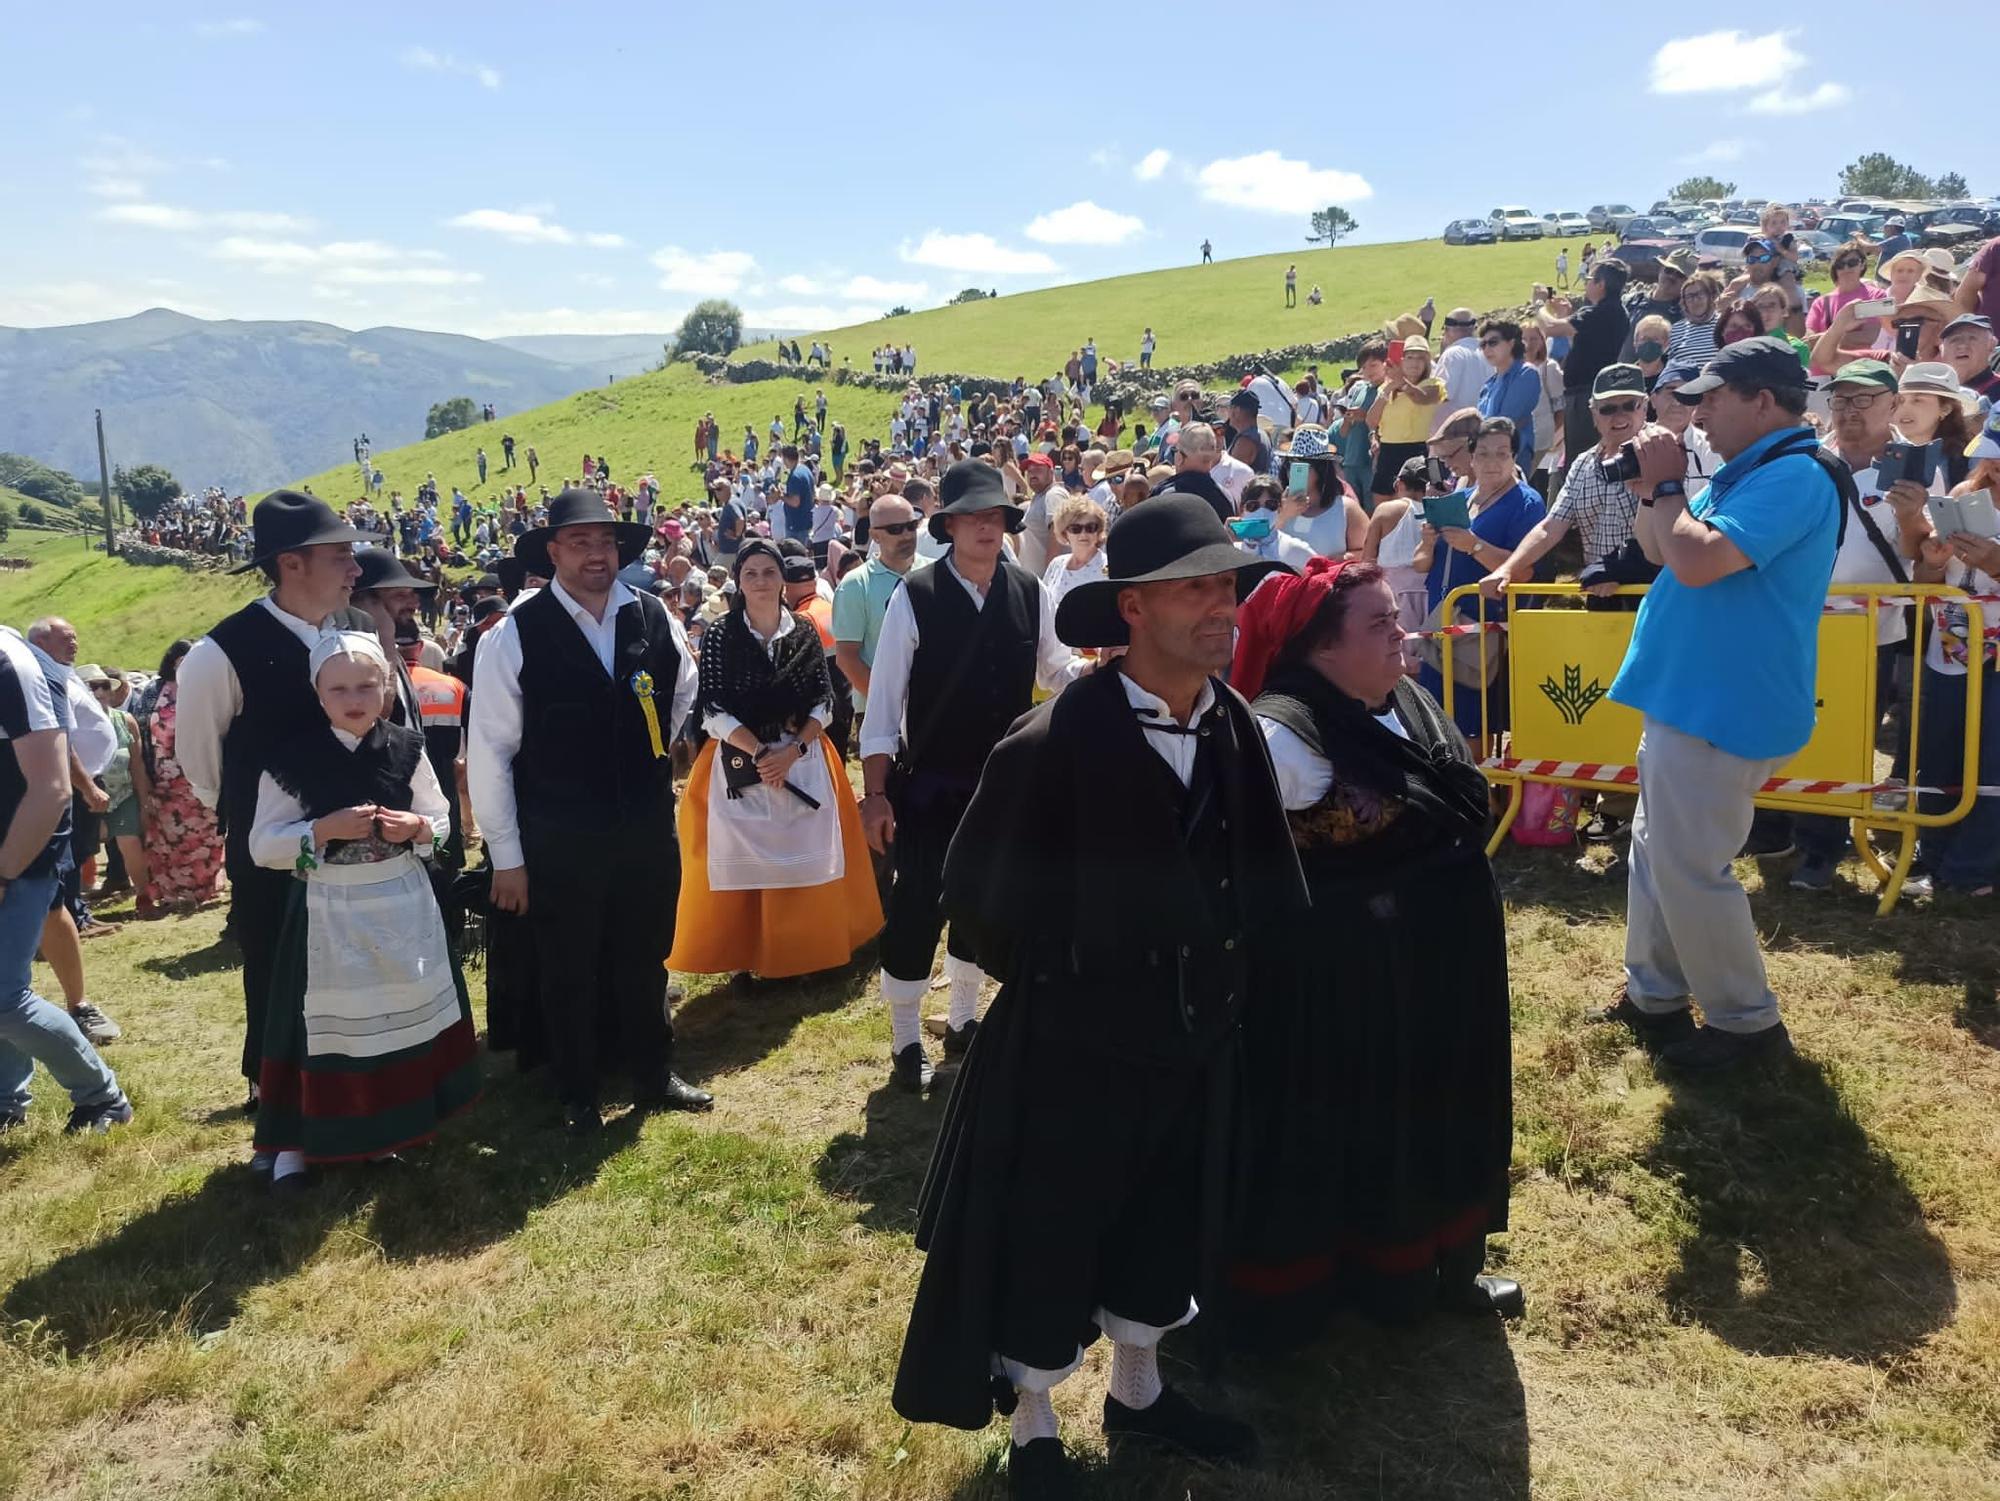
[1660,1021,1793,1073]
[1007,1436,1077,1499]
[241,1083,260,1117]
[942,1018,979,1059]
[891,1043,933,1094]
[1441,1273,1526,1318]
[1590,991,1697,1049]
[634,1074,714,1112]
[564,1102,603,1136]
[1103,1385,1257,1463]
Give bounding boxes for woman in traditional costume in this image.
[1226,556,1520,1340]
[250,631,480,1192]
[667,539,881,979]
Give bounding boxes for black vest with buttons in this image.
[510,586,680,834]
[900,554,1040,781]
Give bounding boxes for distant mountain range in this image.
[0,310,695,494]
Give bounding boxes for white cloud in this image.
[1679,139,1746,166]
[445,208,626,248]
[651,246,757,295]
[1024,200,1145,246]
[1134,148,1172,182]
[1088,147,1117,169]
[576,272,618,289]
[207,237,462,291]
[899,231,1057,276]
[1649,29,1801,93]
[319,265,482,286]
[86,176,144,199]
[400,45,501,90]
[778,273,824,295]
[194,17,263,37]
[0,280,220,326]
[1747,81,1851,115]
[98,202,310,232]
[1194,152,1371,214]
[841,274,929,303]
[742,303,889,330]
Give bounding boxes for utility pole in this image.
[94,409,116,557]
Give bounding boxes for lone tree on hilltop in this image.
[113,462,181,521]
[1306,206,1358,245]
[671,299,744,359]
[1669,175,1736,202]
[950,287,989,304]
[425,397,479,440]
[1839,153,1936,199]
[1936,171,1970,200]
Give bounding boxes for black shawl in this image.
[265,720,425,820]
[697,607,831,743]
[1254,664,1491,845]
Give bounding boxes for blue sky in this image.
[3,4,1991,337]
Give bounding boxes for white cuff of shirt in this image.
[485,835,525,870]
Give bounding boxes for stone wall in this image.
[108,535,240,572]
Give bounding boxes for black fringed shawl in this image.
[697,606,832,743]
[265,720,426,819]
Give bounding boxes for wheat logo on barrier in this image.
[1541,665,1608,725]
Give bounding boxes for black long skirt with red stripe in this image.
[1227,797,1513,1344]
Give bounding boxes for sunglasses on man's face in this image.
[1745,252,1774,265]
[1595,399,1644,417]
[874,519,921,536]
[1445,319,1474,330]
[1480,336,1508,348]
[1066,520,1104,536]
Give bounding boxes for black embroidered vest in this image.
[902,556,1039,780]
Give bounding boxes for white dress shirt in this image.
[700,610,835,743]
[1119,671,1217,788]
[1261,704,1408,810]
[64,673,117,777]
[247,727,450,869]
[466,577,699,870]
[858,554,1084,760]
[177,594,343,809]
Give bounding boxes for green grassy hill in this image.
[0,529,257,671]
[737,238,1570,378]
[291,362,906,513]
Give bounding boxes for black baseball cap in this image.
[1671,337,1810,402]
[1228,389,1260,412]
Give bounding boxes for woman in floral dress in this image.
[142,640,225,912]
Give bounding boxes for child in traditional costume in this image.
[250,631,479,1191]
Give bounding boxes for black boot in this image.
[1102,1385,1257,1463]
[942,1017,979,1058]
[1437,1236,1524,1318]
[890,1042,933,1094]
[1007,1436,1077,1499]
[633,1073,714,1112]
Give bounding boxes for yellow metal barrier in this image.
[1435,581,1984,916]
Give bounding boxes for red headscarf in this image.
[1230,555,1358,701]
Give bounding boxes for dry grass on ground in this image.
[2,845,1997,1500]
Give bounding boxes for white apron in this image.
[705,736,845,891]
[302,852,459,1059]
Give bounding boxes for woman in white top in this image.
[667,539,882,978]
[1360,454,1433,669]
[1040,491,1110,606]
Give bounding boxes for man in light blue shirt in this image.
[1600,338,1839,1071]
[832,493,919,712]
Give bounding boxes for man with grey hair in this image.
[1150,423,1235,523]
[834,493,921,719]
[1434,307,1488,415]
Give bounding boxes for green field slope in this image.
[738,238,1572,378]
[0,529,257,671]
[291,363,906,513]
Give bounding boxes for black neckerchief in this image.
[699,606,830,743]
[265,719,426,819]
[1256,664,1490,840]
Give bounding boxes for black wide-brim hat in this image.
[514,487,652,576]
[1055,493,1291,648]
[353,546,437,594]
[929,458,1026,542]
[229,489,367,573]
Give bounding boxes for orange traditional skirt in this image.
[666,738,884,978]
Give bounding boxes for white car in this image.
[1488,206,1545,241]
[1691,226,1755,266]
[1545,211,1590,237]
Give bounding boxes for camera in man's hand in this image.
[1597,441,1642,483]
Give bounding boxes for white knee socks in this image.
[944,955,983,1029]
[1109,1340,1163,1411]
[1010,1384,1059,1446]
[881,970,926,1052]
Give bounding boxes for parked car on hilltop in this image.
[1545,211,1590,237]
[1444,218,1498,246]
[1488,207,1545,240]
[1620,216,1693,244]
[1820,213,1887,243]
[1588,203,1638,233]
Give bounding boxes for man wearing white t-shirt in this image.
[1434,307,1488,415]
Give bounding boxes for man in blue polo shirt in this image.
[780,444,814,544]
[1597,338,1840,1072]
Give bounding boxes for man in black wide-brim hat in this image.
[466,488,711,1132]
[856,458,1085,1095]
[892,495,1307,1498]
[176,490,375,1134]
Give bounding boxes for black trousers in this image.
[522,811,679,1107]
[227,857,293,1081]
[880,772,978,983]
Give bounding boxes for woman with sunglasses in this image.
[1806,241,1878,342]
[1039,492,1109,608]
[1476,320,1539,468]
[1668,273,1722,368]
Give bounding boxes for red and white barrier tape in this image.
[1481,757,2000,799]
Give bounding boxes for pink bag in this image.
[1511,781,1581,847]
